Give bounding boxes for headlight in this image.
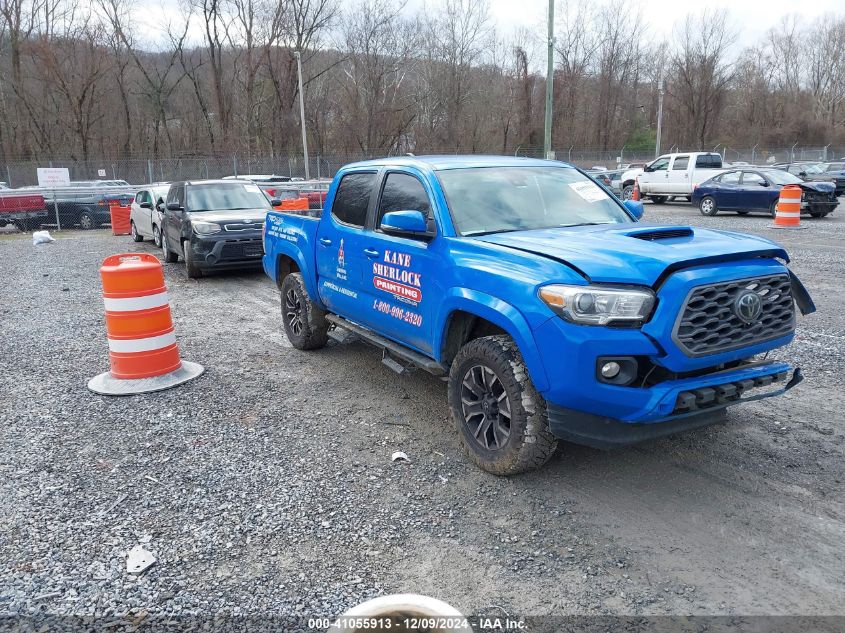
[193,221,221,235]
[538,284,656,326]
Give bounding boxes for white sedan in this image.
[130,184,170,246]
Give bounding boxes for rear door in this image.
[714,170,742,209]
[667,155,690,194]
[357,170,442,353]
[315,171,376,320]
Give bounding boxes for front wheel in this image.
[161,231,178,263]
[699,196,719,216]
[280,273,329,350]
[621,184,634,200]
[152,224,162,248]
[448,335,557,475]
[130,221,144,242]
[183,240,203,278]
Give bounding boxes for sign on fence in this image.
[98,169,107,177]
[36,168,70,187]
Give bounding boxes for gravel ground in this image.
[1,202,844,628]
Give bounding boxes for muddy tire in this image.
[161,231,178,263]
[131,221,143,242]
[281,272,329,350]
[183,240,203,278]
[448,335,557,475]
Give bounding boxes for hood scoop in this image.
[625,226,694,242]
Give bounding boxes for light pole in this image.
[293,51,310,180]
[543,0,555,159]
[655,76,664,159]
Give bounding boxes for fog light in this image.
[601,361,621,378]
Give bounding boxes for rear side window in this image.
[332,173,375,227]
[719,171,741,184]
[695,154,723,168]
[377,173,431,225]
[672,156,689,170]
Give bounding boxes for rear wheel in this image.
[280,272,329,350]
[448,335,557,475]
[130,221,143,242]
[699,196,718,216]
[651,195,667,204]
[78,210,95,230]
[183,240,203,278]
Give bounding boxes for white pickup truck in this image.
[620,152,726,203]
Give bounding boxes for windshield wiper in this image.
[557,222,613,227]
[464,228,529,237]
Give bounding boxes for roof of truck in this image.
[344,155,575,171]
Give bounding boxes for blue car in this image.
[692,168,838,218]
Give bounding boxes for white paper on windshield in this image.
[569,181,608,203]
[244,184,261,193]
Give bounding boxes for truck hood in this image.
[187,209,269,224]
[474,224,788,286]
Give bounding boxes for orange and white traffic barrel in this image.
[631,178,640,201]
[770,184,805,229]
[88,253,203,395]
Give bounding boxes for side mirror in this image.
[380,210,431,238]
[798,172,807,178]
[270,198,282,207]
[139,201,152,209]
[623,199,645,220]
[759,181,770,187]
[166,202,183,212]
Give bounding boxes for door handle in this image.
[319,237,332,246]
[363,248,380,258]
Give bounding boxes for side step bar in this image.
[325,314,446,376]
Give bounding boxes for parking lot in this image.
[2,199,844,623]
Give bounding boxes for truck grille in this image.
[673,274,795,356]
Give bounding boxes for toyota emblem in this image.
[734,290,763,323]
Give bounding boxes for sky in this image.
[141,0,844,53]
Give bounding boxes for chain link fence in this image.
[3,146,844,189]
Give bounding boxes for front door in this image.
[315,171,376,321]
[739,171,774,210]
[358,170,441,354]
[163,184,186,256]
[640,157,670,194]
[714,170,742,209]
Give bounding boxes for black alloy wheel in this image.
[460,364,512,451]
[285,288,304,337]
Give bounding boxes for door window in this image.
[742,172,767,186]
[167,185,184,206]
[648,158,669,172]
[376,173,432,229]
[671,156,689,170]
[719,171,741,185]
[332,173,375,227]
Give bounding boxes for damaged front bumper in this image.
[548,362,802,449]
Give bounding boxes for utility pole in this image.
[294,51,310,180]
[543,0,555,159]
[655,76,664,159]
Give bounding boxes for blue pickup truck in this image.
[263,156,814,474]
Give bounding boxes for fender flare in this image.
[434,288,550,392]
[269,241,323,308]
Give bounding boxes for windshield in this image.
[436,167,631,236]
[187,183,270,211]
[800,163,824,174]
[764,170,804,185]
